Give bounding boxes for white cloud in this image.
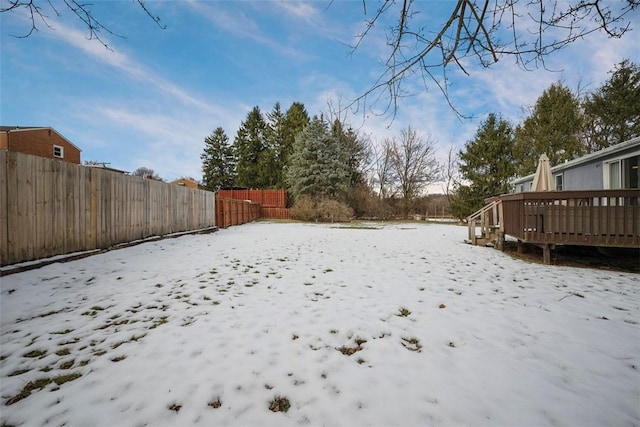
[88,106,207,178]
[185,1,311,59]
[277,2,319,20]
[76,99,249,181]
[31,17,254,180]
[46,21,226,118]
[582,34,638,86]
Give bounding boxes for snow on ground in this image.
[1,222,638,427]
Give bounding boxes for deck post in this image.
[542,244,551,265]
[517,240,523,254]
[496,231,505,251]
[492,202,498,226]
[468,219,475,245]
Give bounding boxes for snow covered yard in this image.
[1,222,638,427]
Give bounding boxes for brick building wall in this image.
[0,127,81,164]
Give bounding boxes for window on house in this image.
[605,153,640,189]
[53,145,64,159]
[554,174,563,191]
[608,160,621,189]
[622,155,639,189]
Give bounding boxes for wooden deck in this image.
[468,190,640,264]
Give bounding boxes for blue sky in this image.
[1,1,638,188]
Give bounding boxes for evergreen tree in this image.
[234,106,267,188]
[583,60,640,151]
[262,102,287,188]
[450,113,515,219]
[331,119,372,217]
[331,119,369,188]
[513,82,584,176]
[201,127,235,191]
[449,185,482,221]
[281,102,310,184]
[286,116,350,201]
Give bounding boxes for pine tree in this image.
[331,119,369,188]
[262,102,286,188]
[286,116,350,201]
[513,82,584,176]
[281,102,310,184]
[234,106,267,188]
[331,119,371,216]
[201,127,236,191]
[583,60,640,151]
[450,113,515,219]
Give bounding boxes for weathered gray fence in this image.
[0,151,216,266]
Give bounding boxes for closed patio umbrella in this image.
[531,153,554,191]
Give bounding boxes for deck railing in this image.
[499,190,640,248]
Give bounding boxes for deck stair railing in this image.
[467,198,502,246]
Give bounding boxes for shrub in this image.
[290,196,316,221]
[290,196,353,222]
[316,199,353,222]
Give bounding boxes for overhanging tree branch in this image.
[1,0,166,50]
[346,0,639,118]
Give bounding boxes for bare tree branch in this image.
[345,0,639,119]
[1,0,166,50]
[443,144,461,201]
[372,138,397,199]
[387,127,440,216]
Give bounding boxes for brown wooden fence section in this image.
[500,190,640,249]
[215,197,260,228]
[0,151,216,266]
[217,189,291,221]
[260,207,292,220]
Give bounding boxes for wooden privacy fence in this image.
[217,189,291,222]
[500,190,640,248]
[0,151,216,266]
[215,197,260,228]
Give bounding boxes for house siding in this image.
[511,138,640,192]
[561,162,603,190]
[1,128,81,164]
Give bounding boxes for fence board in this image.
[34,155,45,258]
[6,152,18,263]
[0,151,6,264]
[24,154,37,261]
